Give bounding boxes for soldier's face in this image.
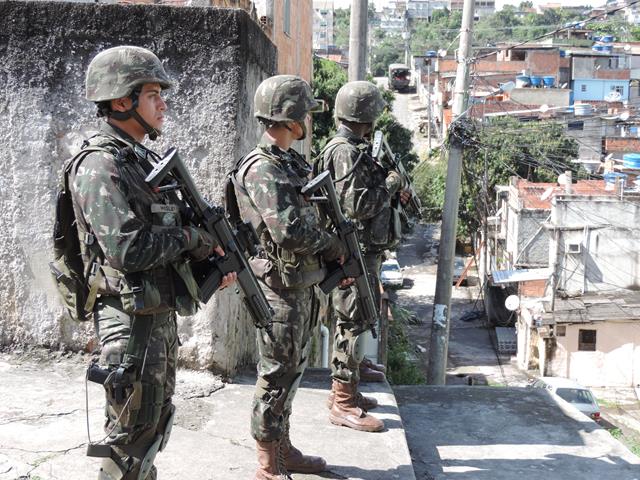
[136,83,167,130]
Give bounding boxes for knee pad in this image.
[138,434,163,480]
[347,333,366,363]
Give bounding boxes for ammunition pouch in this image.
[366,205,401,251]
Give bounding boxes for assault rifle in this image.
[301,171,379,338]
[371,130,422,221]
[145,148,275,341]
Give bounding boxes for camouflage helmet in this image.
[334,81,385,123]
[254,75,318,123]
[85,46,173,102]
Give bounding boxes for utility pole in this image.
[427,0,476,385]
[349,0,368,81]
[427,59,432,151]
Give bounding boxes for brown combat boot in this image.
[359,361,386,383]
[362,357,387,374]
[255,440,291,480]
[281,423,327,473]
[326,382,378,410]
[329,380,384,432]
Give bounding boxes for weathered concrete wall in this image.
[0,0,277,374]
[553,196,640,295]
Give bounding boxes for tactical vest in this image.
[230,146,325,290]
[69,133,199,316]
[318,135,401,252]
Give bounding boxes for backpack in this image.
[49,146,111,321]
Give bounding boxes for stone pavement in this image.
[0,352,414,480]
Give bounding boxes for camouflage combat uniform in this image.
[233,75,342,479]
[70,46,212,480]
[316,81,404,432]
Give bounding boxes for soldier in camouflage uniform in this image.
[316,81,410,433]
[232,75,348,479]
[71,46,235,480]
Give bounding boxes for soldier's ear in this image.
[111,96,132,113]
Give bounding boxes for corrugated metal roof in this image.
[492,268,552,284]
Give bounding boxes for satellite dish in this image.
[624,44,632,51]
[505,295,520,311]
[620,111,630,121]
[605,90,622,102]
[557,173,568,185]
[539,104,549,113]
[438,49,447,58]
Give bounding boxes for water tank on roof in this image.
[516,75,530,88]
[592,45,605,52]
[623,153,640,168]
[604,172,627,190]
[530,76,542,87]
[543,76,555,87]
[601,34,615,43]
[574,103,593,116]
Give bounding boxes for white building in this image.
[313,0,334,51]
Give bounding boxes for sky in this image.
[332,0,599,11]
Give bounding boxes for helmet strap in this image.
[109,88,161,141]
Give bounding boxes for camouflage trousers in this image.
[330,253,383,384]
[251,284,319,442]
[94,296,178,479]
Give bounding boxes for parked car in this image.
[452,256,466,286]
[530,377,600,421]
[380,259,403,288]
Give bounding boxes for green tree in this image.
[413,117,580,237]
[311,55,348,153]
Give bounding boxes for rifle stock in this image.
[302,171,379,338]
[145,148,275,341]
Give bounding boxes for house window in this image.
[568,121,584,130]
[611,85,624,95]
[555,325,566,337]
[283,0,291,36]
[578,329,597,351]
[581,84,587,92]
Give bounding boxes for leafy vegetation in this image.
[412,117,579,237]
[387,305,425,385]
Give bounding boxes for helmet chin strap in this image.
[110,89,161,141]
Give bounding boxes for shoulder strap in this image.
[225,150,268,230]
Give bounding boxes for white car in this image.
[380,259,403,288]
[530,377,600,421]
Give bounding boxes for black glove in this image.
[321,234,347,263]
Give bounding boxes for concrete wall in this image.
[552,196,640,294]
[0,0,277,374]
[548,321,640,387]
[510,88,570,107]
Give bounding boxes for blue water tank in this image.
[516,75,530,87]
[602,35,615,43]
[530,76,542,87]
[623,153,640,168]
[559,50,566,58]
[604,172,628,188]
[602,45,613,53]
[426,50,437,58]
[592,45,605,52]
[543,76,555,87]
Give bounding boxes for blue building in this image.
[569,51,630,103]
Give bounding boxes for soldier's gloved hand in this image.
[385,171,405,195]
[184,227,219,262]
[321,234,347,263]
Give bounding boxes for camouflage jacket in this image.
[316,125,399,252]
[234,134,332,289]
[69,122,199,315]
